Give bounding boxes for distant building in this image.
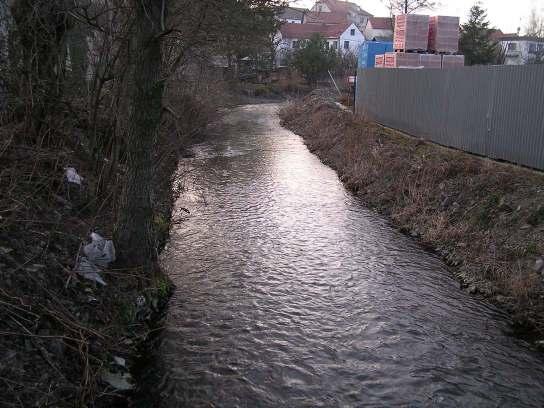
[305,0,372,30]
[496,34,544,65]
[364,17,393,41]
[277,6,308,24]
[277,22,366,65]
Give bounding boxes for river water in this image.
[153,104,544,407]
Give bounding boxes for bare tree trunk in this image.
[116,0,165,275]
[9,0,70,138]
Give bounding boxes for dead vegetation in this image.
[280,93,544,337]
[0,0,285,404]
[0,105,177,406]
[0,60,227,403]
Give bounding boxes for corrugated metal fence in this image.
[355,65,544,170]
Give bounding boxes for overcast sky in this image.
[290,0,544,34]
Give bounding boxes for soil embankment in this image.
[280,93,544,340]
[0,122,177,406]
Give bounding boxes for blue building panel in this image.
[358,41,393,69]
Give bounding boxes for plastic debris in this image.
[136,295,146,308]
[113,356,126,367]
[101,371,134,391]
[65,167,84,185]
[83,233,116,268]
[74,233,116,286]
[535,258,544,274]
[75,257,107,286]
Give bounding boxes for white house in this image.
[277,6,308,24]
[338,23,366,53]
[277,22,366,65]
[306,0,372,29]
[364,17,393,42]
[497,35,544,65]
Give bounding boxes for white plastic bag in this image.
[75,257,107,286]
[65,167,84,185]
[83,233,116,268]
[75,233,116,286]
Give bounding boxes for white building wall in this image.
[502,40,544,65]
[339,24,365,54]
[364,27,393,40]
[283,19,303,24]
[311,1,332,12]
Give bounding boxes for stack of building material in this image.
[384,52,421,68]
[419,54,442,68]
[394,14,430,51]
[442,54,465,68]
[375,54,385,68]
[428,16,460,53]
[359,41,394,69]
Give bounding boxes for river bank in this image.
[280,93,544,341]
[0,118,179,406]
[0,86,227,405]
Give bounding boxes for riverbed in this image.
[152,104,544,407]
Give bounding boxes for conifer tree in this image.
[459,3,499,65]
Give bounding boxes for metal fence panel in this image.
[356,65,544,170]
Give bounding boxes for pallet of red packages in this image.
[384,52,421,68]
[429,16,460,53]
[394,14,430,51]
[442,54,465,68]
[375,54,385,68]
[419,54,442,68]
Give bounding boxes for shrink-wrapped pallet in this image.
[419,54,442,68]
[442,54,465,68]
[394,14,430,51]
[384,52,421,68]
[375,54,385,68]
[429,16,460,53]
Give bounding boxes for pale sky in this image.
[291,0,544,34]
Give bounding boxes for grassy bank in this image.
[0,90,221,405]
[280,93,544,339]
[0,128,175,407]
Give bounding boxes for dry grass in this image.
[0,90,195,405]
[280,93,544,336]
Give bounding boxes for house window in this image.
[332,41,338,49]
[350,29,355,36]
[344,41,350,50]
[529,43,537,53]
[507,42,517,51]
[293,40,299,49]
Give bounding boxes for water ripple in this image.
[153,104,544,407]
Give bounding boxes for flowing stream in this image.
[151,104,544,407]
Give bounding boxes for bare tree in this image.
[115,0,167,275]
[383,0,437,15]
[9,0,72,137]
[526,7,544,38]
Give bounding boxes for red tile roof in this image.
[368,17,393,30]
[490,31,520,41]
[324,0,372,16]
[305,11,348,25]
[489,29,504,41]
[280,22,351,39]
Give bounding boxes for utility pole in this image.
[405,0,408,13]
